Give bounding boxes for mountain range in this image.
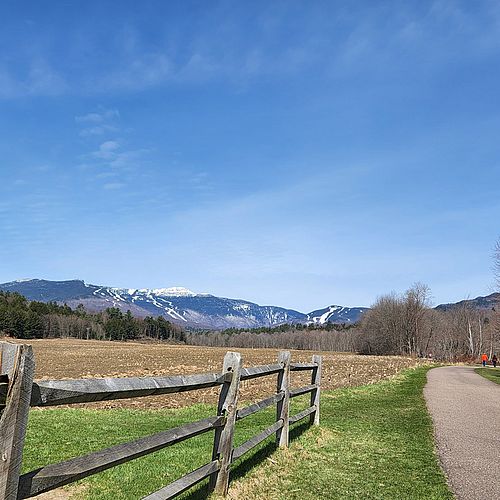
[0,279,368,329]
[2,279,497,330]
[435,292,500,312]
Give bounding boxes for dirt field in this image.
[7,338,427,409]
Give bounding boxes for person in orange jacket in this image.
[481,353,488,367]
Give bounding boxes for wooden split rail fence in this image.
[0,342,322,499]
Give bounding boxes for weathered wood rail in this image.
[0,342,322,499]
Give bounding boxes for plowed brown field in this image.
[12,338,426,409]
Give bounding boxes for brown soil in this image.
[34,486,85,500]
[9,338,425,409]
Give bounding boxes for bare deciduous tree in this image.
[491,238,500,357]
[359,283,435,356]
[494,238,500,291]
[403,282,432,356]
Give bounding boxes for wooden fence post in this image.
[0,343,35,500]
[275,351,290,448]
[210,351,242,496]
[310,355,322,426]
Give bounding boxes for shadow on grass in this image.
[183,421,311,499]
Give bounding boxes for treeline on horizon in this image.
[190,283,499,360]
[185,322,359,352]
[191,240,500,358]
[1,286,499,360]
[0,291,185,342]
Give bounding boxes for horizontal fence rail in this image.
[236,392,284,421]
[29,372,229,407]
[0,342,322,500]
[290,384,317,398]
[289,405,316,425]
[290,362,318,371]
[239,364,283,380]
[232,419,284,461]
[17,415,225,499]
[143,460,220,500]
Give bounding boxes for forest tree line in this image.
[2,250,499,362]
[185,284,499,359]
[358,283,499,360]
[185,322,359,352]
[356,241,500,360]
[189,241,500,360]
[1,287,498,360]
[0,291,185,342]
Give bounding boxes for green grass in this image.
[475,367,500,384]
[23,403,278,499]
[22,367,452,499]
[230,367,452,499]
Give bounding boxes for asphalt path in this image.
[424,366,500,500]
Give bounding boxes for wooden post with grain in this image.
[0,343,35,500]
[275,350,290,448]
[210,351,242,496]
[310,354,322,426]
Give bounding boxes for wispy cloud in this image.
[79,124,118,137]
[2,2,500,99]
[0,59,66,99]
[75,109,120,123]
[75,108,151,191]
[76,108,120,137]
[92,140,120,160]
[331,0,500,76]
[88,141,150,170]
[99,53,173,91]
[25,60,67,95]
[103,182,125,190]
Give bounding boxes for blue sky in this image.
[1,0,499,311]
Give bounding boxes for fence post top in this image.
[222,352,242,370]
[224,351,241,359]
[278,350,291,361]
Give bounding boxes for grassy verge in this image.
[475,367,500,384]
[227,367,451,499]
[22,367,452,499]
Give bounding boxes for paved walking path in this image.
[424,366,500,500]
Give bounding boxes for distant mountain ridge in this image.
[0,279,367,329]
[435,292,500,312]
[306,305,368,325]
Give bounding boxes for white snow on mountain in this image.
[0,279,368,329]
[318,306,343,324]
[149,287,199,297]
[306,305,367,325]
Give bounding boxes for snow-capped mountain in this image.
[306,305,368,325]
[0,279,368,329]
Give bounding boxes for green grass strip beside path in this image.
[228,366,452,499]
[475,367,500,384]
[22,367,452,499]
